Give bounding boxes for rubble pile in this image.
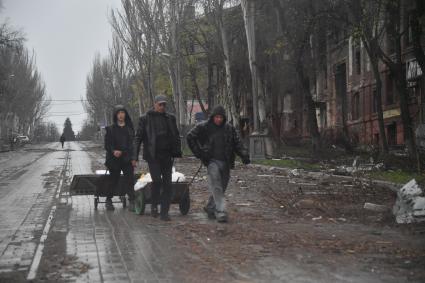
[393,179,425,224]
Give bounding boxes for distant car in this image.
[14,135,30,144]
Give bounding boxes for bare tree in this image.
[111,0,192,127]
[346,0,389,153]
[0,35,50,140]
[374,0,417,158]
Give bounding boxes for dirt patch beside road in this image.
[165,158,425,282]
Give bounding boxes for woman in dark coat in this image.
[104,105,135,211]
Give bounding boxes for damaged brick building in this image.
[311,0,425,148]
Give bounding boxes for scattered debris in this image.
[393,179,425,224]
[236,203,251,207]
[290,169,302,177]
[363,202,389,212]
[294,199,319,209]
[352,156,360,168]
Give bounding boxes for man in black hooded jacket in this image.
[132,95,182,221]
[187,105,250,222]
[104,105,135,211]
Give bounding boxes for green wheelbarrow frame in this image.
[134,182,191,215]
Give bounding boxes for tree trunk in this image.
[189,65,208,115]
[296,61,321,152]
[167,64,180,120]
[217,9,239,127]
[365,43,389,153]
[176,58,186,126]
[395,70,417,157]
[207,61,215,114]
[411,0,425,73]
[241,0,265,132]
[169,0,186,127]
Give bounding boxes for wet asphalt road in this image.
[0,142,232,282]
[0,142,424,283]
[0,143,66,276]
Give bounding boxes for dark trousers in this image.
[107,163,135,201]
[148,156,173,215]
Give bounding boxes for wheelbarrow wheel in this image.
[121,196,127,208]
[134,191,145,215]
[179,191,190,215]
[94,197,99,210]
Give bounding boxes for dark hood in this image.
[208,105,227,125]
[112,105,134,130]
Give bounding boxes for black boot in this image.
[105,198,115,211]
[203,206,216,219]
[151,205,159,218]
[128,199,135,212]
[160,213,171,221]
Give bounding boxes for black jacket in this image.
[104,105,135,170]
[186,105,249,169]
[132,110,182,161]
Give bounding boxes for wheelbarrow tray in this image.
[134,182,191,215]
[70,174,126,196]
[70,174,128,209]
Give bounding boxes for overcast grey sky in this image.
[1,0,121,132]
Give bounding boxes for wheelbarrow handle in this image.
[189,163,203,186]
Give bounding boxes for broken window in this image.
[372,88,378,113]
[352,92,360,120]
[405,12,413,46]
[386,73,394,105]
[283,93,292,114]
[387,122,397,146]
[355,49,361,75]
[324,66,328,89]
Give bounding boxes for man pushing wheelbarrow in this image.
[132,95,182,221]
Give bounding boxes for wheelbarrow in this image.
[134,182,190,215]
[134,164,203,216]
[69,171,127,209]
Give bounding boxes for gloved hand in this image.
[199,150,211,162]
[242,157,251,165]
[201,158,210,166]
[173,151,183,158]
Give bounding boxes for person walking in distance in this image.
[104,105,136,211]
[187,105,250,223]
[60,134,66,149]
[132,95,182,221]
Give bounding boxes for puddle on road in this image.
[8,170,28,180]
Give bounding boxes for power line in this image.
[44,113,86,117]
[42,99,88,102]
[50,102,82,106]
[48,112,86,114]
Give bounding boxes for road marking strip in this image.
[27,149,69,280]
[26,205,56,280]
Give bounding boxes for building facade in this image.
[314,0,425,147]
